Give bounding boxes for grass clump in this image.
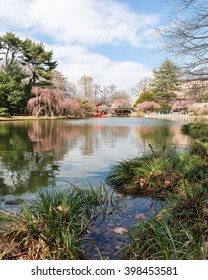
[0,185,108,260]
[106,148,208,198]
[112,122,208,260]
[181,122,208,138]
[122,183,208,260]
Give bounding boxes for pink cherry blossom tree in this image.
[62,98,84,117]
[111,98,131,108]
[171,100,194,112]
[27,87,84,117]
[136,101,161,112]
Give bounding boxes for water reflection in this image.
[0,118,190,198]
[135,124,190,152]
[0,118,191,259]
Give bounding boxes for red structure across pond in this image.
[94,103,102,118]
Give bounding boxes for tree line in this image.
[133,59,208,113]
[1,0,208,117]
[133,0,208,112]
[0,32,131,117]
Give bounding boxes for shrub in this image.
[181,122,208,138]
[0,108,9,117]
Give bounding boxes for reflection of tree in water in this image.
[79,124,130,155]
[135,125,190,151]
[168,125,191,147]
[0,121,80,195]
[28,121,79,160]
[135,126,171,152]
[0,120,131,195]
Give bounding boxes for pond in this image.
[0,117,190,259]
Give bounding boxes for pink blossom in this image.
[136,101,161,112]
[111,99,131,108]
[27,87,84,117]
[172,100,194,111]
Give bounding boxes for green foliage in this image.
[0,32,57,115]
[106,144,208,198]
[181,122,208,139]
[123,183,208,260]
[0,62,28,114]
[0,185,108,260]
[151,60,179,109]
[134,90,156,107]
[21,39,57,87]
[0,108,9,117]
[0,32,21,67]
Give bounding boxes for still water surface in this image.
[0,117,190,258]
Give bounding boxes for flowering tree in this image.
[111,98,131,108]
[136,101,161,112]
[27,87,84,117]
[172,100,194,112]
[62,98,84,117]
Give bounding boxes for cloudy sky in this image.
[0,0,171,94]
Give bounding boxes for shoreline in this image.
[0,116,80,122]
[143,113,208,122]
[1,113,208,122]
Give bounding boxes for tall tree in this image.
[0,62,28,114]
[133,77,154,106]
[93,83,101,102]
[133,77,152,98]
[0,32,21,68]
[151,59,180,108]
[20,38,57,87]
[188,81,208,102]
[0,32,57,115]
[161,0,208,80]
[78,75,93,98]
[0,32,57,87]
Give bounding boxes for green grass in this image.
[106,143,208,199]
[181,122,208,138]
[0,185,108,260]
[122,182,208,260]
[108,122,208,259]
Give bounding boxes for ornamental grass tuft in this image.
[0,185,108,260]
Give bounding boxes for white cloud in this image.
[0,0,159,93]
[51,44,152,92]
[0,0,159,47]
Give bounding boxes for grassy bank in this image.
[0,185,108,260]
[106,122,208,259]
[106,148,208,199]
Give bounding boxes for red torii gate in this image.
[94,103,102,118]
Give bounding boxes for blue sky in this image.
[0,0,172,94]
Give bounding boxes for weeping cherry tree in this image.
[27,87,84,117]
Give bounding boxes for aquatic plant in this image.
[106,151,184,197]
[112,122,208,260]
[0,185,108,260]
[122,183,208,260]
[106,143,208,198]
